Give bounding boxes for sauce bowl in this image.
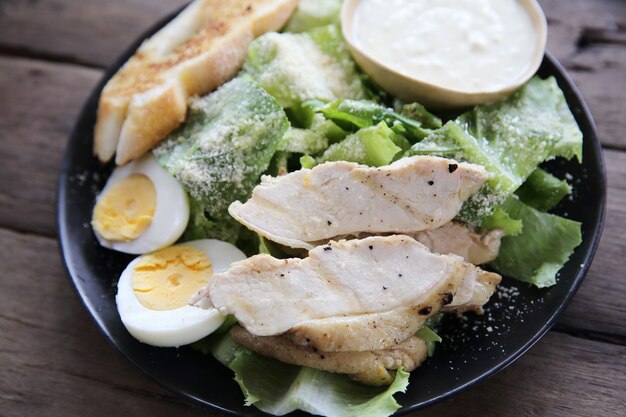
[341,0,548,109]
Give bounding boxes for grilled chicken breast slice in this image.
[321,222,504,265]
[193,235,499,342]
[287,263,500,352]
[287,306,435,352]
[442,266,502,314]
[228,156,489,249]
[231,325,428,386]
[410,222,504,265]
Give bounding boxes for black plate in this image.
[57,9,606,417]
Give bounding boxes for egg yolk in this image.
[132,246,212,311]
[92,174,156,242]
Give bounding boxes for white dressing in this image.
[353,0,538,93]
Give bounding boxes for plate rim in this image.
[56,7,607,416]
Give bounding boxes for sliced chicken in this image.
[193,235,501,349]
[327,222,503,264]
[442,266,502,314]
[410,222,504,265]
[287,306,435,352]
[231,325,428,386]
[228,156,489,249]
[288,264,500,352]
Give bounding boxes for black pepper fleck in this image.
[428,180,434,186]
[369,245,373,250]
[323,246,332,251]
[383,286,388,290]
[419,306,432,315]
[327,220,332,226]
[448,163,458,173]
[442,292,454,305]
[398,273,403,277]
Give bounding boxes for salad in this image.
[89,1,584,416]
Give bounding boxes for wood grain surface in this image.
[0,0,625,416]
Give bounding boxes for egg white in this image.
[116,239,247,347]
[93,153,190,254]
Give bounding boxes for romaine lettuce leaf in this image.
[399,102,443,130]
[317,122,407,167]
[300,154,317,169]
[284,0,342,33]
[154,77,289,242]
[212,334,409,417]
[515,168,572,212]
[407,77,583,223]
[307,24,365,91]
[279,128,329,155]
[415,326,442,357]
[313,99,436,141]
[491,197,582,288]
[245,25,366,109]
[481,207,523,236]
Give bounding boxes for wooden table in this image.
[1,1,624,416]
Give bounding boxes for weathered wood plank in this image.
[0,57,101,236]
[1,227,624,417]
[0,56,625,339]
[561,46,626,150]
[0,0,187,68]
[557,149,626,340]
[542,0,626,149]
[542,0,626,60]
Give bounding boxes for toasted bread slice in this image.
[94,0,297,165]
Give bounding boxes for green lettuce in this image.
[245,25,366,109]
[515,168,572,212]
[313,99,438,141]
[300,154,317,169]
[481,207,523,236]
[399,102,443,130]
[491,197,582,288]
[316,122,408,167]
[284,0,342,33]
[407,77,583,223]
[154,76,289,242]
[279,128,329,155]
[415,326,442,357]
[212,335,409,417]
[279,114,348,156]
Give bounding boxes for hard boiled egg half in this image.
[91,154,189,254]
[116,239,246,347]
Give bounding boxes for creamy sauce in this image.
[354,0,538,93]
